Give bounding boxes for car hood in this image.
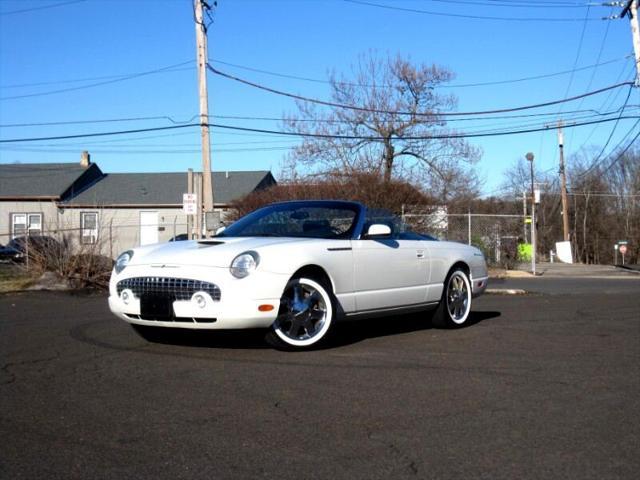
[127,236,312,268]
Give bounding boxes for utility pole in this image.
[618,0,640,86]
[557,121,570,241]
[194,0,214,235]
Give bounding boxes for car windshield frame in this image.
[217,201,365,240]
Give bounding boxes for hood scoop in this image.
[196,240,225,247]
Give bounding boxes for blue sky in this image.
[0,0,638,196]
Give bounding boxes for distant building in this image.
[0,153,276,256]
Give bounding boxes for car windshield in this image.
[218,202,360,239]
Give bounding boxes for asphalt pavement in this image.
[1,280,639,479]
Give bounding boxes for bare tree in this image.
[283,52,481,201]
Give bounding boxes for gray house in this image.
[0,155,276,256]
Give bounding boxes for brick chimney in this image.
[80,150,91,168]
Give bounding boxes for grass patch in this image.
[0,263,36,293]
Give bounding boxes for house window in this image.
[81,212,98,244]
[11,213,42,239]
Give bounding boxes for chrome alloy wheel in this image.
[446,271,471,324]
[273,277,333,347]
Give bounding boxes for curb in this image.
[486,288,528,295]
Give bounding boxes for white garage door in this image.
[140,211,159,246]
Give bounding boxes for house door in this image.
[140,211,158,246]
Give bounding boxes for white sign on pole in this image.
[183,193,197,215]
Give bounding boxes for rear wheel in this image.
[432,268,472,328]
[265,277,334,350]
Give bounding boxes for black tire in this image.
[432,268,472,328]
[265,276,336,351]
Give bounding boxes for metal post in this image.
[187,168,193,240]
[526,152,536,275]
[467,211,471,245]
[25,229,29,269]
[522,191,528,243]
[109,219,113,259]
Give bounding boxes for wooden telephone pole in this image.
[194,0,214,235]
[557,121,570,241]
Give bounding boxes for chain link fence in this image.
[402,211,526,267]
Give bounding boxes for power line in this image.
[579,117,640,176]
[1,66,196,90]
[208,65,634,117]
[4,104,637,130]
[210,55,631,90]
[0,0,87,16]
[0,146,293,155]
[7,116,639,144]
[417,0,596,8]
[558,4,592,115]
[0,61,193,100]
[566,7,614,151]
[574,55,636,148]
[0,115,199,128]
[344,0,603,22]
[580,85,635,174]
[0,124,200,143]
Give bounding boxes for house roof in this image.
[0,163,99,198]
[63,170,275,206]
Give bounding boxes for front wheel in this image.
[265,277,334,350]
[432,268,472,328]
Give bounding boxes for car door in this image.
[352,213,430,312]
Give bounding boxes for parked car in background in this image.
[109,200,488,350]
[168,233,189,242]
[0,236,63,263]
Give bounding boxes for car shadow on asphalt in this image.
[133,327,272,349]
[323,310,501,349]
[131,310,501,350]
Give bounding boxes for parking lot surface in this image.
[1,281,639,479]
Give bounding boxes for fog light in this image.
[193,293,207,309]
[121,290,131,305]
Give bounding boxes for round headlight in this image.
[115,250,134,274]
[230,251,259,279]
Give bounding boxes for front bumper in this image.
[108,265,288,330]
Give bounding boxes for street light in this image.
[526,152,536,275]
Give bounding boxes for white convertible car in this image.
[109,200,488,350]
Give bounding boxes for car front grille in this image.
[116,277,221,301]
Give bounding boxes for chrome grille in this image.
[116,277,221,301]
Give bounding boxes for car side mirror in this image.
[365,224,392,238]
[215,226,226,235]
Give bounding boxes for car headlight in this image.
[230,251,259,278]
[115,250,134,274]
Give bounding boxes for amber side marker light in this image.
[258,304,274,312]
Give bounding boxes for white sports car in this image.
[109,200,488,350]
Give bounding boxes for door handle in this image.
[416,250,425,259]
